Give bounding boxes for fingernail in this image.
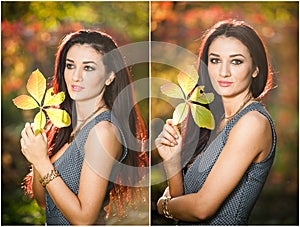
[174,134,179,139]
[170,142,175,147]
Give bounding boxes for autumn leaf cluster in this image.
[160,65,215,129]
[13,69,71,135]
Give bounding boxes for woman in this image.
[155,20,276,224]
[20,30,148,225]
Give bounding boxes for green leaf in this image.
[177,65,199,97]
[45,108,71,128]
[12,95,39,110]
[160,82,185,99]
[190,103,215,130]
[33,110,46,135]
[189,86,214,104]
[26,69,46,105]
[172,102,189,125]
[43,87,65,107]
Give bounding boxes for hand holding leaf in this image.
[160,65,215,130]
[13,69,71,135]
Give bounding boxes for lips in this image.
[71,84,84,92]
[217,80,233,87]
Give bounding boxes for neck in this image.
[68,101,107,144]
[222,93,253,120]
[76,100,107,122]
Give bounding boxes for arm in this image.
[32,143,68,209]
[32,166,46,209]
[21,121,122,224]
[157,111,273,221]
[155,119,184,197]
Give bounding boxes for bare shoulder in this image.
[230,110,273,162]
[86,120,122,159]
[93,120,121,138]
[236,110,271,134]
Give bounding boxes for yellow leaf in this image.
[190,103,215,130]
[45,108,71,128]
[12,95,39,110]
[43,87,65,107]
[177,65,199,97]
[189,86,214,104]
[27,69,46,105]
[160,83,185,99]
[33,110,46,135]
[172,102,189,125]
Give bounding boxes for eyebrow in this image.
[208,53,245,58]
[66,58,97,65]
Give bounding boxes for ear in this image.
[252,67,259,78]
[105,72,116,86]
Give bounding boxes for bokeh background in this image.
[1,2,149,224]
[151,2,298,225]
[1,1,299,225]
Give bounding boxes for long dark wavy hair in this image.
[181,19,273,169]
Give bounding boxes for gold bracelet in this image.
[162,197,174,219]
[39,169,60,187]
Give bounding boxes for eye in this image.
[231,59,243,65]
[66,63,74,70]
[84,65,95,71]
[209,58,220,64]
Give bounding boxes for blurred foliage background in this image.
[1,1,299,225]
[1,1,149,224]
[151,2,298,225]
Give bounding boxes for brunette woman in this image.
[156,20,276,225]
[20,30,148,225]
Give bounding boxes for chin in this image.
[70,94,82,101]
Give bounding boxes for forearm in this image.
[166,172,184,197]
[158,193,211,222]
[46,177,93,224]
[34,161,95,224]
[163,158,184,197]
[32,166,46,209]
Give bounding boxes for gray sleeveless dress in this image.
[45,110,127,225]
[182,102,276,225]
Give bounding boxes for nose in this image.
[72,69,83,82]
[220,62,230,78]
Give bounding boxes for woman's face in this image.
[64,44,107,102]
[207,36,257,98]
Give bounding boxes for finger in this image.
[155,137,175,147]
[166,119,181,139]
[163,124,179,141]
[157,128,177,145]
[30,123,36,134]
[161,130,178,145]
[21,125,29,141]
[42,132,47,142]
[166,119,173,125]
[172,125,181,139]
[20,137,24,147]
[155,135,167,147]
[24,122,35,139]
[36,132,47,145]
[20,138,26,154]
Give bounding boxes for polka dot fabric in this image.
[182,102,276,225]
[45,110,128,225]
